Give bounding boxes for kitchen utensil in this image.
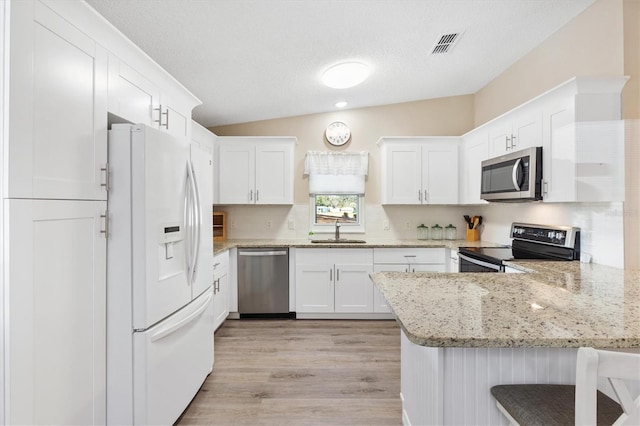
[464,215,472,229]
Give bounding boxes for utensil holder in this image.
[466,229,480,242]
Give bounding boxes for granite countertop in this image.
[371,261,640,349]
[213,238,502,255]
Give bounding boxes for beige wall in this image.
[212,95,475,205]
[474,0,625,126]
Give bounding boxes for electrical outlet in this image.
[266,220,272,229]
[231,220,237,229]
[404,221,411,230]
[383,220,390,230]
[288,219,295,230]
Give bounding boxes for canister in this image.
[431,224,443,240]
[445,224,457,240]
[417,224,429,240]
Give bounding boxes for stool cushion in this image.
[490,384,623,426]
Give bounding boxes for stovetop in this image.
[459,223,581,265]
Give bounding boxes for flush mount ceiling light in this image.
[321,62,370,89]
[335,101,348,108]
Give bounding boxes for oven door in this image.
[458,253,504,273]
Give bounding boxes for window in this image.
[310,194,365,233]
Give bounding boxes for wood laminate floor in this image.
[178,319,402,425]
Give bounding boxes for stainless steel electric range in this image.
[458,223,581,273]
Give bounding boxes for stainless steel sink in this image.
[310,239,367,244]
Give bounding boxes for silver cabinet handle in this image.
[510,135,516,150]
[418,190,422,202]
[101,163,110,192]
[505,136,510,151]
[330,269,333,281]
[404,255,416,258]
[336,268,339,281]
[256,189,259,202]
[249,189,253,201]
[424,190,428,203]
[154,104,162,126]
[100,210,109,238]
[164,107,169,129]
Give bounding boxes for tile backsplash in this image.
[215,201,624,268]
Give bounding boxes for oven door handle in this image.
[459,253,503,272]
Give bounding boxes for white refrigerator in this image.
[106,124,214,425]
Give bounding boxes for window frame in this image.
[309,194,365,234]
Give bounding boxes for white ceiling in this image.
[85,0,595,127]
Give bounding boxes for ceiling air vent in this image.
[431,32,462,54]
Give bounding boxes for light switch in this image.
[165,242,174,259]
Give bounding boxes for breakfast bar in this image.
[370,262,640,425]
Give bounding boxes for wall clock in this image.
[324,121,351,146]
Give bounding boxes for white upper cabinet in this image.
[108,55,160,128]
[8,0,108,200]
[379,137,459,205]
[460,129,489,205]
[108,56,195,139]
[540,77,627,202]
[216,137,295,205]
[487,108,542,157]
[460,76,627,204]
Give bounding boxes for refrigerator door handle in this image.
[184,165,193,284]
[189,161,202,285]
[150,290,213,342]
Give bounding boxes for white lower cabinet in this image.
[213,251,229,331]
[295,249,374,314]
[372,248,446,313]
[5,199,107,425]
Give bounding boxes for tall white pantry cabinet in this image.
[1,1,201,424]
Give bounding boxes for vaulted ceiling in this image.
[86,0,595,127]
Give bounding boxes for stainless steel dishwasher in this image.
[237,248,290,317]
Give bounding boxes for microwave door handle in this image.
[512,158,522,191]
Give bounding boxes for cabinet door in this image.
[411,264,446,272]
[461,131,489,204]
[381,144,422,204]
[8,1,108,200]
[108,56,160,127]
[372,264,407,313]
[160,92,190,139]
[511,109,542,151]
[218,143,255,204]
[487,121,512,157]
[542,96,576,202]
[334,264,374,313]
[213,264,229,331]
[6,199,106,425]
[422,144,459,204]
[295,264,334,313]
[255,142,293,204]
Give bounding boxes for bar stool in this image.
[491,347,640,425]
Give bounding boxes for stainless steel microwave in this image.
[480,147,542,202]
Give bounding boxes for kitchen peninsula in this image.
[370,262,640,425]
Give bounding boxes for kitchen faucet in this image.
[335,219,340,241]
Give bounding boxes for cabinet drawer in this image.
[213,251,229,277]
[373,248,445,264]
[296,248,373,265]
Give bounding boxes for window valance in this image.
[304,151,369,176]
[304,151,369,194]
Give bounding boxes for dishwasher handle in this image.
[238,250,288,256]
